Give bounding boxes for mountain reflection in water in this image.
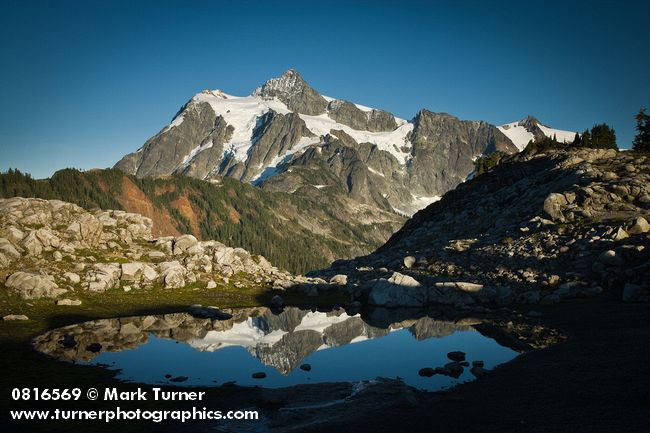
[33,307,517,390]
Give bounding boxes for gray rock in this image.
[34,228,60,248]
[56,299,82,306]
[0,238,21,259]
[543,193,568,221]
[173,235,199,255]
[87,263,121,292]
[598,250,624,267]
[120,262,145,281]
[329,274,348,285]
[142,264,158,282]
[519,290,541,304]
[159,261,186,288]
[444,362,464,377]
[403,256,416,269]
[5,272,66,299]
[541,294,561,305]
[3,226,24,243]
[66,214,103,246]
[147,250,167,259]
[63,272,80,284]
[612,227,629,241]
[3,314,29,321]
[628,217,649,234]
[454,282,484,292]
[547,274,561,286]
[20,232,43,256]
[368,272,426,307]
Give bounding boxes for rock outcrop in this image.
[0,197,327,299]
[315,148,650,307]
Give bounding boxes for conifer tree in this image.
[633,107,650,152]
[590,124,617,149]
[580,130,591,148]
[571,132,581,147]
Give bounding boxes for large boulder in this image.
[66,214,103,246]
[2,227,25,244]
[63,272,81,284]
[330,274,348,286]
[543,193,568,221]
[5,272,66,299]
[86,263,121,292]
[34,228,60,249]
[214,246,236,266]
[172,235,199,255]
[20,232,43,256]
[628,217,650,235]
[120,262,145,281]
[368,272,427,307]
[159,261,186,288]
[0,238,21,259]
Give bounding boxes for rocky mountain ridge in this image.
[497,115,576,151]
[315,148,650,308]
[115,69,572,216]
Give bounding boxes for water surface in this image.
[33,307,517,391]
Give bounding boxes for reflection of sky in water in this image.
[89,329,517,391]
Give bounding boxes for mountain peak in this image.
[519,115,540,129]
[281,68,302,79]
[253,69,307,98]
[498,115,577,151]
[252,69,327,116]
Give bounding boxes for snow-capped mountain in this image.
[115,70,569,215]
[498,115,577,151]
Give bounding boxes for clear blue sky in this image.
[1,0,648,179]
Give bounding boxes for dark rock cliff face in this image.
[179,116,234,179]
[327,99,398,132]
[260,132,409,211]
[115,102,232,179]
[406,110,518,196]
[219,110,315,182]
